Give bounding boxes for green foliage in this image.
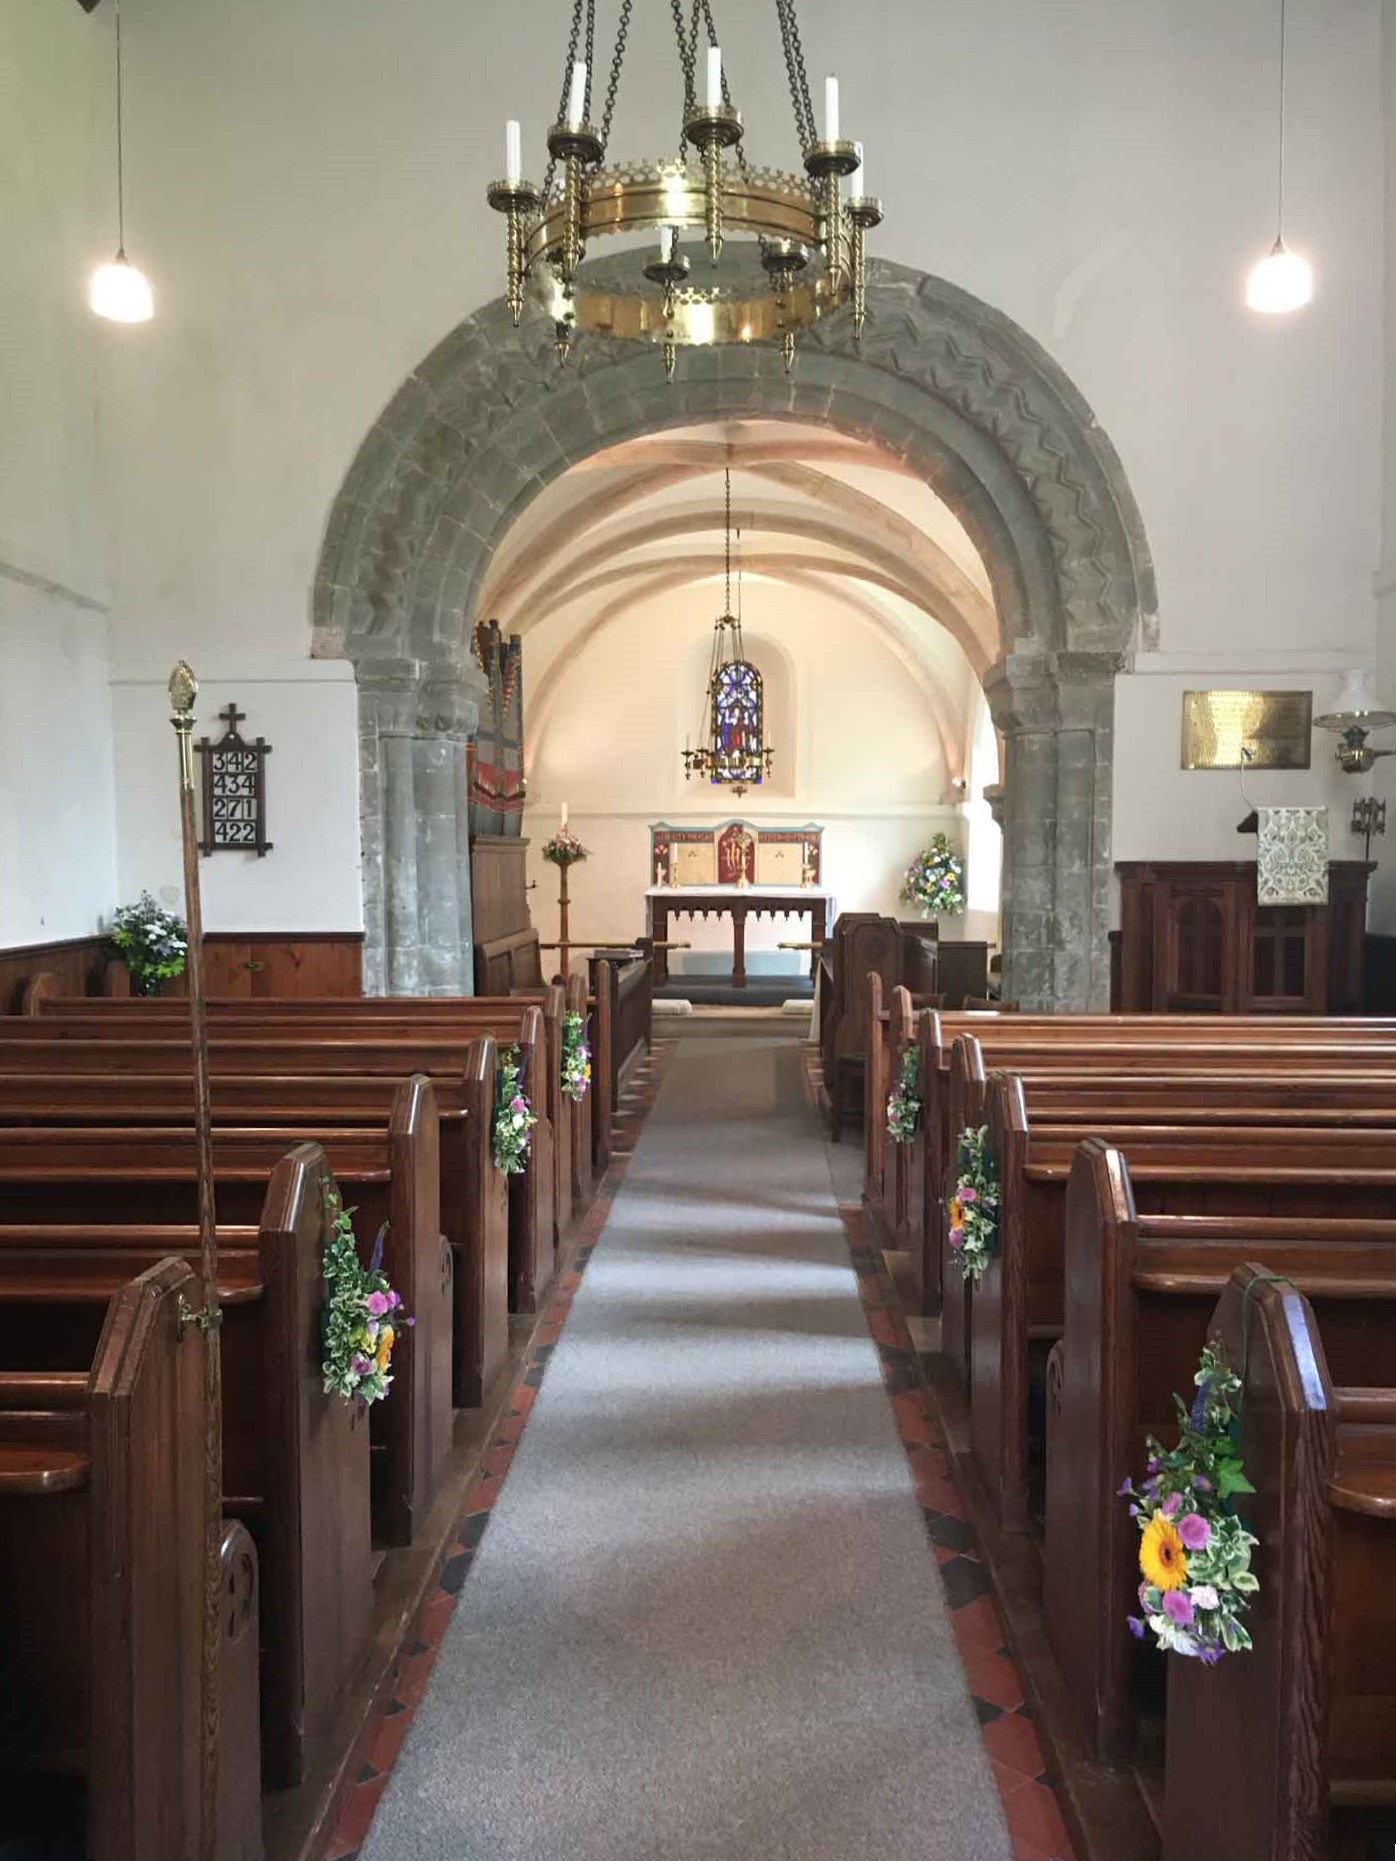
[899,833,966,918]
[492,1045,538,1174]
[107,892,187,996]
[560,1011,591,1103]
[885,1044,921,1144]
[320,1180,409,1406]
[948,1124,999,1283]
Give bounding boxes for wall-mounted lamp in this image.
[1314,670,1396,775]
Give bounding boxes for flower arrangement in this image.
[1119,1341,1258,1663]
[107,892,188,996]
[886,1046,921,1144]
[320,1182,411,1405]
[560,1011,591,1103]
[541,826,589,867]
[492,1045,538,1174]
[947,1124,999,1282]
[899,833,966,919]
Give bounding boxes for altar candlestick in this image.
[706,46,723,111]
[567,61,587,130]
[824,75,839,143]
[505,119,522,185]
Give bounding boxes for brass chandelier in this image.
[486,0,884,376]
[682,468,774,797]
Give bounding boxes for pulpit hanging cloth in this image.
[1256,806,1329,906]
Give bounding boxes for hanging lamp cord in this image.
[1276,0,1288,242]
[114,0,126,255]
[724,466,732,616]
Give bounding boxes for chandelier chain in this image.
[599,0,635,149]
[774,0,816,155]
[724,466,732,616]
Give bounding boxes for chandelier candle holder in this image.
[486,2,886,378]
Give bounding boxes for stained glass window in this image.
[711,659,765,786]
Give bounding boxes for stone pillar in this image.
[355,654,488,995]
[984,650,1120,1011]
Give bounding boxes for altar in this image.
[645,885,833,989]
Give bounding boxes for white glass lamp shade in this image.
[1245,238,1313,314]
[90,252,154,323]
[1315,668,1396,731]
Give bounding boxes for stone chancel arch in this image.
[315,260,1156,1006]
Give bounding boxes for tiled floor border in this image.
[319,1040,675,1859]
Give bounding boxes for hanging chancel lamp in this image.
[1245,0,1312,314]
[486,1,883,376]
[682,469,774,798]
[90,0,154,323]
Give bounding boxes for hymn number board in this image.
[196,702,273,856]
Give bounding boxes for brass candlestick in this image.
[803,139,860,295]
[683,104,744,264]
[847,193,884,337]
[486,178,544,326]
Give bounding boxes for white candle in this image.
[505,119,522,185]
[567,61,587,130]
[855,140,866,196]
[824,75,839,143]
[561,801,569,828]
[706,45,722,111]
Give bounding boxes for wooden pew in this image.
[970,1082,1396,1530]
[1046,1140,1396,1767]
[0,1256,215,1859]
[1163,1268,1396,1861]
[935,1032,1396,1363]
[0,1023,556,1314]
[0,1144,374,1790]
[16,987,577,1264]
[0,1054,506,1411]
[588,951,652,1174]
[0,1092,449,1551]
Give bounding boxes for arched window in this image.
[712,658,765,786]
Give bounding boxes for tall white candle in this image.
[567,61,587,130]
[561,801,569,828]
[824,75,840,143]
[706,46,722,110]
[855,140,865,196]
[506,119,522,185]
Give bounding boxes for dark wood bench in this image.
[0,1093,450,1552]
[0,1023,556,1313]
[0,1056,506,1410]
[0,1142,373,1790]
[0,1257,264,1860]
[1163,1267,1396,1861]
[970,1086,1396,1530]
[1046,1139,1396,1769]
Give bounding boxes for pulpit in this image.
[1115,860,1373,1014]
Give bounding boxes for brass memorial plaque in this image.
[1181,690,1312,771]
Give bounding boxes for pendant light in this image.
[1246,0,1312,314]
[90,0,154,323]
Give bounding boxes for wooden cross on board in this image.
[216,702,247,739]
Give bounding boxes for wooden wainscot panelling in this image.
[4,930,364,1008]
[469,836,532,950]
[0,937,111,1013]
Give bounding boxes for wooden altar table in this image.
[645,886,832,989]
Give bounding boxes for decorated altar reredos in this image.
[649,820,823,891]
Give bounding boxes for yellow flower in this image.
[1139,1512,1188,1592]
[948,1198,963,1230]
[375,1324,395,1374]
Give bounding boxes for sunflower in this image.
[375,1324,396,1375]
[948,1197,964,1230]
[1139,1512,1188,1592]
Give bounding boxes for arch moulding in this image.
[314,259,1156,1006]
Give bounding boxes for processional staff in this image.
[169,661,224,1861]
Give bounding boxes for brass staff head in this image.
[169,660,198,786]
[169,660,199,726]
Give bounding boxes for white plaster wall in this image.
[0,6,117,950]
[110,659,363,932]
[0,592,119,948]
[522,579,993,973]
